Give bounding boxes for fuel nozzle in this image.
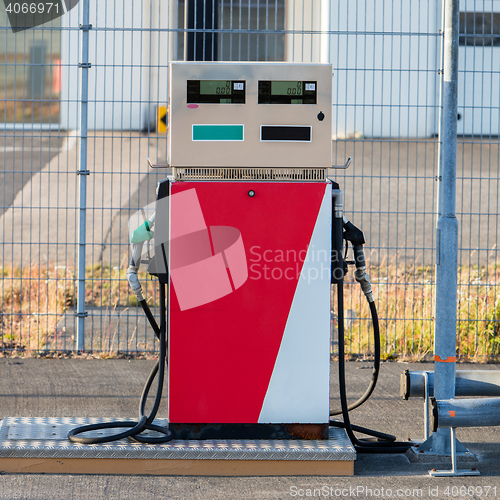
[343,217,374,303]
[127,212,157,302]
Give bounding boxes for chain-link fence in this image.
[0,0,499,357]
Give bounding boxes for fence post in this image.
[76,0,91,351]
[420,0,460,455]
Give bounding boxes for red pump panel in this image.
[168,181,326,424]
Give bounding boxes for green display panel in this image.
[192,125,244,141]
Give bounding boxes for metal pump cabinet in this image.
[150,62,337,440]
[0,62,356,476]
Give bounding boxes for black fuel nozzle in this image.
[343,218,374,303]
[343,219,365,265]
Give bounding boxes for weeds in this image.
[0,261,152,355]
[0,265,75,353]
[339,262,500,361]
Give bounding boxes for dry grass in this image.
[0,262,151,356]
[1,261,500,360]
[0,100,60,123]
[0,265,75,353]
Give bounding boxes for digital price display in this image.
[258,80,317,104]
[187,80,246,104]
[271,81,303,96]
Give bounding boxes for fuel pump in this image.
[68,62,414,453]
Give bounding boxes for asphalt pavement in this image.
[0,358,500,499]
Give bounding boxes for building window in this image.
[0,9,61,124]
[178,0,285,61]
[459,12,500,47]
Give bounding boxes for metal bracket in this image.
[146,156,169,169]
[79,63,92,69]
[424,372,430,440]
[429,428,480,477]
[77,170,90,176]
[411,376,472,457]
[75,312,88,318]
[79,24,93,31]
[414,427,470,456]
[331,157,352,169]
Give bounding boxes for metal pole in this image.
[433,397,500,429]
[77,0,91,351]
[424,372,430,440]
[433,0,459,455]
[320,0,331,64]
[402,370,500,398]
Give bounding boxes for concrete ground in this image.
[0,132,498,267]
[0,131,63,216]
[0,359,499,499]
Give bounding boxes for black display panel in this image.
[261,126,312,142]
[187,80,246,104]
[258,81,317,104]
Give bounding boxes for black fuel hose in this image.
[329,421,396,442]
[333,279,414,453]
[329,295,380,416]
[140,299,160,339]
[68,283,173,445]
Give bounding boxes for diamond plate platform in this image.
[0,418,355,476]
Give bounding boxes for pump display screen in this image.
[187,80,246,104]
[271,81,303,96]
[258,80,317,104]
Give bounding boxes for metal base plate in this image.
[0,418,355,462]
[429,469,481,477]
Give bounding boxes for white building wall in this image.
[147,0,177,130]
[60,0,152,130]
[285,0,331,63]
[329,0,441,138]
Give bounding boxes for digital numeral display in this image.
[187,80,246,104]
[258,81,317,104]
[271,81,303,96]
[200,80,232,95]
